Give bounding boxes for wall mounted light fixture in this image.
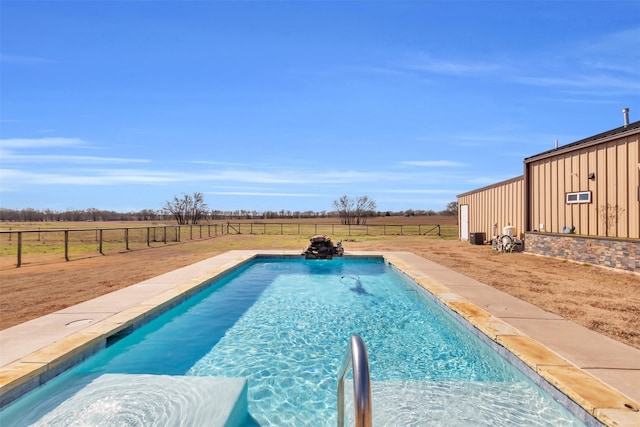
[588,172,595,180]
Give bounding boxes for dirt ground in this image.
[1,235,638,350]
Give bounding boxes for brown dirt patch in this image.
[1,235,638,350]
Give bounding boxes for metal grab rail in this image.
[337,335,372,427]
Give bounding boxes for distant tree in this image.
[86,208,100,221]
[353,195,376,224]
[62,209,85,221]
[333,195,354,225]
[163,192,208,225]
[137,209,157,221]
[333,195,376,225]
[445,201,458,216]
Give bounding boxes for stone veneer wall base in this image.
[524,232,639,273]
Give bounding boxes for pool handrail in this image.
[337,334,372,427]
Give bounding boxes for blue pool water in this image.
[1,257,584,426]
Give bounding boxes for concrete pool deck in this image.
[1,250,639,426]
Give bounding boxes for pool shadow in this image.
[340,275,371,296]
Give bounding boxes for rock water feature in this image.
[302,235,344,259]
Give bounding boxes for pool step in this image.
[342,380,579,426]
[4,374,248,427]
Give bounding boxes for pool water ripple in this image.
[1,257,584,426]
[186,259,581,426]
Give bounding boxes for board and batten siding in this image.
[457,176,524,240]
[525,130,639,239]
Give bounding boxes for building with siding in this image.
[457,176,524,242]
[524,119,639,239]
[457,114,639,272]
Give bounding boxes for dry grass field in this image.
[1,216,638,351]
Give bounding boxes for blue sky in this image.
[1,1,638,214]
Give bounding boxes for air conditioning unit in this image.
[469,232,485,245]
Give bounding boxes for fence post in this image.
[419,225,421,235]
[99,229,104,255]
[250,223,253,234]
[281,223,283,235]
[384,225,386,235]
[125,228,129,250]
[208,224,211,237]
[17,232,22,267]
[298,224,300,235]
[64,230,69,262]
[147,227,151,246]
[200,225,202,239]
[164,226,167,244]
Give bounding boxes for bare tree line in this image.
[0,207,161,223]
[332,195,377,225]
[1,194,457,224]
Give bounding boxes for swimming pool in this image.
[1,256,585,426]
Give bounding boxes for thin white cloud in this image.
[379,189,459,195]
[1,153,149,164]
[0,167,391,187]
[0,137,87,148]
[541,96,620,105]
[400,160,467,167]
[0,53,56,64]
[514,27,640,94]
[466,176,515,186]
[96,169,199,184]
[207,191,329,198]
[579,27,640,59]
[376,195,456,207]
[516,74,640,91]
[401,53,501,76]
[580,60,636,75]
[0,163,470,190]
[0,136,149,164]
[189,160,245,166]
[0,168,194,186]
[202,169,408,185]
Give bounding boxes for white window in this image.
[566,191,591,204]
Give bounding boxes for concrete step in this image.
[343,380,582,426]
[3,374,248,427]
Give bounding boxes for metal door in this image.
[460,204,469,241]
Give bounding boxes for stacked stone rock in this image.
[302,235,344,259]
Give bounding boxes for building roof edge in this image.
[457,175,524,198]
[524,120,640,163]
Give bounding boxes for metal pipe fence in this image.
[219,223,453,237]
[0,222,456,267]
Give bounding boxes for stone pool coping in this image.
[1,250,639,426]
